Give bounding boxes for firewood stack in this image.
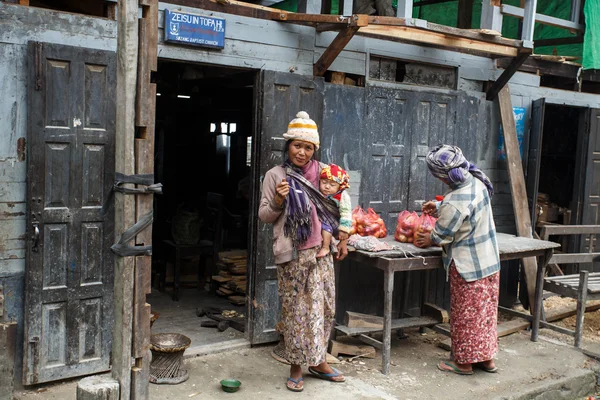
[212,250,247,306]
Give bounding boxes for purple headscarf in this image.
[426,144,494,198]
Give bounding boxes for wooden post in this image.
[77,376,120,400]
[382,269,394,375]
[113,0,139,399]
[457,0,474,29]
[396,0,413,18]
[480,0,503,33]
[0,322,16,400]
[497,85,538,313]
[130,0,158,398]
[574,270,589,348]
[521,0,537,41]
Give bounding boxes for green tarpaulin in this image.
[583,0,600,70]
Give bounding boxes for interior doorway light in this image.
[210,123,216,133]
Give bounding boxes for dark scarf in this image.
[283,161,340,246]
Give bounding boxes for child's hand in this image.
[275,179,290,206]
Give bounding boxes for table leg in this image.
[531,248,552,341]
[382,268,394,375]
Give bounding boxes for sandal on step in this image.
[437,361,473,375]
[286,377,304,392]
[308,367,346,382]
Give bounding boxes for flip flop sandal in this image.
[475,363,498,373]
[437,361,473,375]
[308,367,346,382]
[286,377,304,392]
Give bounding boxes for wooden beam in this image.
[502,4,585,32]
[496,56,586,80]
[486,51,530,100]
[344,311,383,328]
[314,26,359,76]
[497,85,538,314]
[457,0,474,29]
[168,0,285,20]
[535,35,583,47]
[328,340,376,358]
[367,16,525,48]
[112,0,139,399]
[279,13,368,26]
[358,25,520,58]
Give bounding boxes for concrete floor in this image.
[147,288,247,355]
[15,328,600,400]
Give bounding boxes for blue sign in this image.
[165,9,225,49]
[498,107,526,161]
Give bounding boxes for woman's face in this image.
[288,140,315,167]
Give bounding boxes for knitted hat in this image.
[320,163,350,191]
[283,111,320,150]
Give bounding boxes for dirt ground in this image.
[15,328,600,400]
[510,296,600,346]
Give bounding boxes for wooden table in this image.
[342,233,560,374]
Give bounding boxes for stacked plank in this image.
[212,250,247,306]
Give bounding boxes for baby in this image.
[317,164,352,258]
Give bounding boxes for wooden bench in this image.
[535,272,600,347]
[535,225,600,347]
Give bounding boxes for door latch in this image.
[32,223,40,253]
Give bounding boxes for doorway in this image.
[526,102,598,273]
[148,60,256,352]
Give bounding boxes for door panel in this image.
[364,87,411,230]
[24,42,115,385]
[581,108,600,271]
[526,98,545,227]
[248,71,324,344]
[407,91,457,213]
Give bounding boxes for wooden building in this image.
[0,0,599,397]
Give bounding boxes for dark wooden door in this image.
[23,42,116,384]
[364,87,412,230]
[580,108,600,271]
[406,91,457,213]
[248,71,324,344]
[525,98,545,227]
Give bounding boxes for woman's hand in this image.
[415,230,433,248]
[335,239,348,261]
[337,231,349,242]
[274,179,290,207]
[422,201,438,217]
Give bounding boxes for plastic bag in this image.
[394,211,418,243]
[414,213,437,248]
[351,206,387,238]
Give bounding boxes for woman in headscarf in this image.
[258,111,348,392]
[415,144,500,375]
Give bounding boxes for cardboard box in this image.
[537,203,559,223]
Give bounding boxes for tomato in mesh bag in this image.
[414,213,437,248]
